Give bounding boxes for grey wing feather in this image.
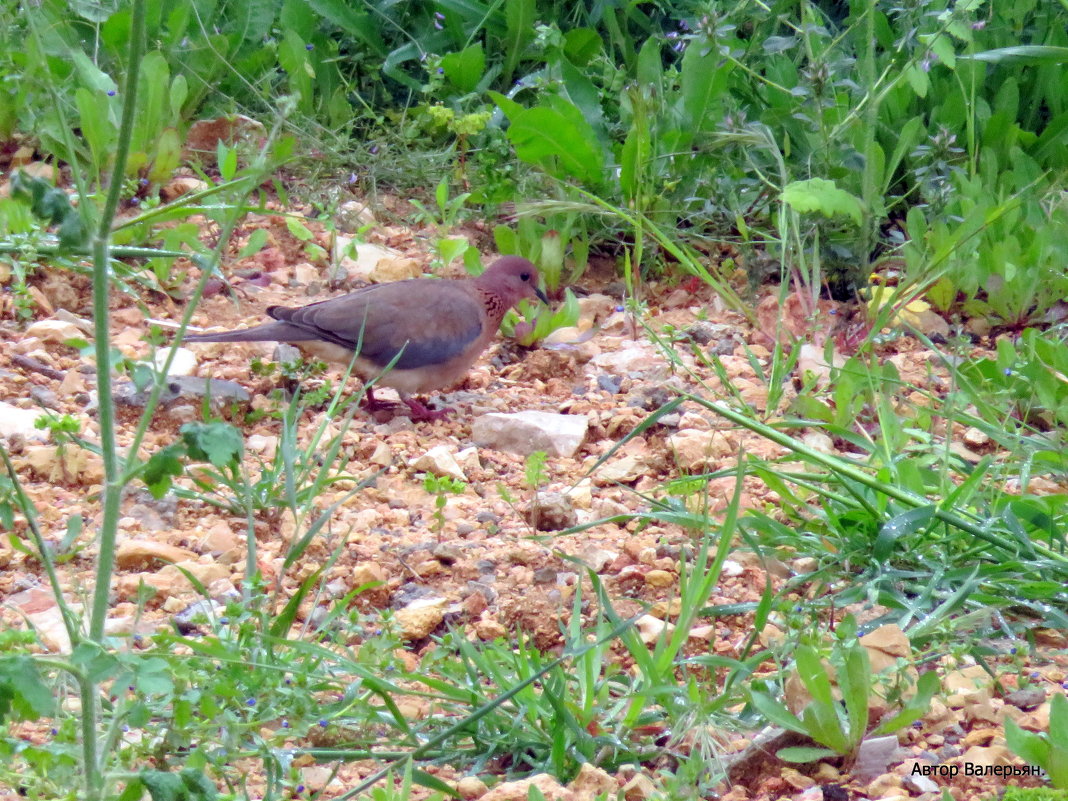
[270,280,484,370]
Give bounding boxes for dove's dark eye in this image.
[520,272,531,281]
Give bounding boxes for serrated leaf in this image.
[180,422,243,467]
[143,443,186,499]
[0,656,55,721]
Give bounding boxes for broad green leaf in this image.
[1005,718,1050,770]
[76,87,115,175]
[285,216,314,242]
[489,90,525,122]
[493,224,517,255]
[795,645,835,708]
[0,655,55,721]
[1048,693,1068,750]
[801,702,849,754]
[838,644,871,743]
[905,64,929,97]
[782,178,864,225]
[750,690,807,734]
[305,0,384,54]
[679,42,729,141]
[563,28,602,65]
[150,129,182,183]
[442,43,485,93]
[506,106,604,185]
[636,38,662,90]
[71,0,119,23]
[502,0,535,81]
[436,237,469,264]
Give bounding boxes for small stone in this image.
[569,763,615,799]
[29,386,59,409]
[27,606,71,653]
[1004,686,1046,710]
[24,319,85,345]
[525,492,577,532]
[112,376,250,408]
[542,326,590,347]
[565,478,593,509]
[684,321,731,345]
[394,597,447,640]
[474,616,508,641]
[160,175,210,201]
[579,545,617,572]
[480,774,568,801]
[596,374,623,393]
[246,434,278,460]
[595,454,647,485]
[590,343,663,377]
[0,402,50,442]
[351,563,388,588]
[153,346,197,377]
[532,567,557,585]
[902,773,938,794]
[955,744,1011,768]
[22,444,104,484]
[371,256,423,283]
[635,614,674,644]
[369,441,393,466]
[801,430,835,454]
[411,445,466,482]
[336,242,401,282]
[866,773,902,798]
[854,735,900,781]
[621,773,657,801]
[666,428,734,471]
[781,767,815,790]
[115,540,198,570]
[472,411,588,458]
[456,776,488,800]
[813,762,839,781]
[644,569,675,588]
[962,426,990,448]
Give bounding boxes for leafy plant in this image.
[750,616,939,763]
[955,328,1068,433]
[524,451,549,491]
[423,474,467,537]
[1006,693,1068,789]
[500,288,581,347]
[410,177,472,231]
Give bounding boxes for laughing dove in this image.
[184,256,547,420]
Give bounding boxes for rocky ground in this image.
[1,198,1066,800]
